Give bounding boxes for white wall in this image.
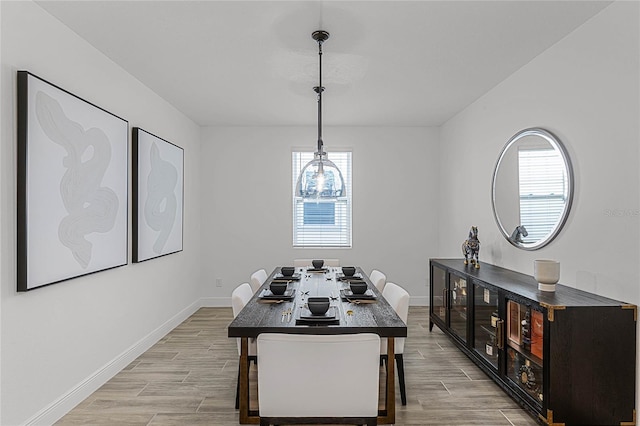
[440,1,639,304]
[439,0,640,408]
[200,126,439,305]
[0,2,203,425]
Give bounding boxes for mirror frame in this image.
[491,127,574,250]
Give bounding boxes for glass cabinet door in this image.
[449,273,467,342]
[505,299,544,407]
[431,265,447,323]
[473,282,499,370]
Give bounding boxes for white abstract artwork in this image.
[17,71,128,291]
[133,128,183,262]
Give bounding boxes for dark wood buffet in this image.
[429,258,636,426]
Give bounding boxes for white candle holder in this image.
[534,260,560,292]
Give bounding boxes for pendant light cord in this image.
[316,37,324,157]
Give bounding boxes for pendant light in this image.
[295,30,346,200]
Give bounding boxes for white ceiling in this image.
[37,1,612,127]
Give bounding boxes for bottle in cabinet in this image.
[521,309,531,352]
[506,300,543,406]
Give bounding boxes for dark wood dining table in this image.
[228,266,408,424]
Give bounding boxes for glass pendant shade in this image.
[295,152,346,199]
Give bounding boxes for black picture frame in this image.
[132,127,184,263]
[17,71,129,291]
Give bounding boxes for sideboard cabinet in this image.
[429,258,636,425]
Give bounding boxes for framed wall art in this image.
[17,71,129,291]
[132,128,184,263]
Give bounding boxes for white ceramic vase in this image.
[534,260,560,292]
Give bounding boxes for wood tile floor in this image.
[56,307,538,425]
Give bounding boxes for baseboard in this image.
[199,296,231,307]
[25,299,203,426]
[409,296,429,306]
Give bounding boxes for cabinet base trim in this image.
[620,409,636,426]
[542,409,565,426]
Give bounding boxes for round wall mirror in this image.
[491,128,573,250]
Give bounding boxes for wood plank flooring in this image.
[56,307,538,426]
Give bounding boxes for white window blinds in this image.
[292,151,352,247]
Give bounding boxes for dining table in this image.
[228,266,408,424]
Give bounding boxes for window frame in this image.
[292,149,352,248]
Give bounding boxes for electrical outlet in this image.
[216,278,222,287]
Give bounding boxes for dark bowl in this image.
[342,266,356,277]
[307,296,330,315]
[281,266,295,276]
[312,259,324,269]
[350,282,368,294]
[270,282,288,295]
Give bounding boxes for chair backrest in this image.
[257,333,380,418]
[381,282,410,354]
[232,283,253,318]
[250,269,268,293]
[293,259,340,267]
[369,269,387,293]
[231,283,255,356]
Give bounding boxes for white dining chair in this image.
[380,282,410,405]
[250,268,268,293]
[231,283,257,409]
[257,333,380,426]
[369,269,387,293]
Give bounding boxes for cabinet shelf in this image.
[507,341,542,367]
[479,325,496,338]
[429,258,636,426]
[453,310,467,320]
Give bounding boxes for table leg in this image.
[378,337,396,424]
[239,337,249,423]
[238,337,259,424]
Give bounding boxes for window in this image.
[518,148,567,243]
[292,151,352,247]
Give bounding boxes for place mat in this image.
[337,276,365,283]
[259,288,296,301]
[296,305,340,325]
[271,274,301,282]
[336,272,364,281]
[299,305,337,320]
[340,289,377,301]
